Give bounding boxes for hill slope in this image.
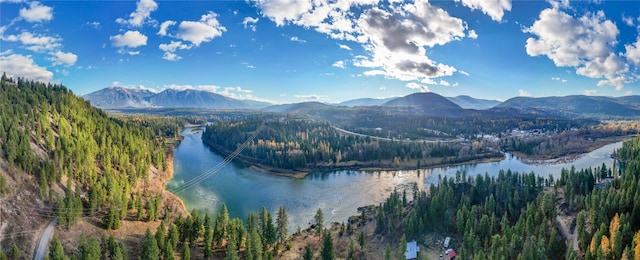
[382,92,463,115]
[447,95,501,110]
[498,95,640,118]
[0,75,185,258]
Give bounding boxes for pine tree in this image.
[321,229,334,260]
[276,206,288,244]
[315,208,324,238]
[79,236,101,260]
[303,244,313,260]
[164,242,175,260]
[49,235,68,260]
[156,221,166,253]
[225,242,239,260]
[141,228,160,260]
[183,242,191,260]
[10,245,18,259]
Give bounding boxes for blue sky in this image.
[1,0,639,104]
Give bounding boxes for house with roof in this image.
[405,240,420,260]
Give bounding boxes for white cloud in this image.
[338,44,351,50]
[19,2,53,23]
[0,54,53,82]
[116,0,158,27]
[551,77,567,83]
[454,0,511,21]
[459,70,470,76]
[110,30,148,48]
[439,80,450,86]
[175,12,226,46]
[243,17,259,31]
[525,7,632,90]
[406,82,430,92]
[162,52,181,61]
[583,89,597,96]
[128,51,140,56]
[254,0,472,84]
[52,51,77,66]
[332,60,346,68]
[2,31,61,52]
[468,29,478,39]
[158,20,176,36]
[85,21,101,29]
[159,41,192,52]
[622,15,635,27]
[518,89,531,97]
[625,37,640,65]
[290,36,306,43]
[294,94,329,101]
[624,91,633,96]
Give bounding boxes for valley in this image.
[1,76,640,260]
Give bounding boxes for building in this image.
[405,241,420,260]
[443,237,451,248]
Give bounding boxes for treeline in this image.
[202,119,501,171]
[503,123,638,157]
[331,108,595,140]
[0,75,184,255]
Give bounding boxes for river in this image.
[167,127,621,231]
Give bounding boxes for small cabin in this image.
[405,241,420,260]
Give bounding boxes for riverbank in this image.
[510,135,633,163]
[203,137,505,178]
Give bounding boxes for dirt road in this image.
[33,217,57,260]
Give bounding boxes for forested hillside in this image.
[202,118,502,173]
[0,74,186,258]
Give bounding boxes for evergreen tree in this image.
[276,206,288,244]
[303,244,313,260]
[79,236,101,260]
[321,229,335,260]
[182,242,191,260]
[10,245,18,259]
[164,242,175,260]
[155,221,166,253]
[225,242,239,260]
[141,228,160,260]
[315,208,324,238]
[49,235,68,260]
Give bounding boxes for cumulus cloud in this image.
[625,37,640,65]
[525,7,632,90]
[468,30,478,39]
[158,20,176,36]
[0,54,53,82]
[2,31,61,52]
[439,80,450,86]
[116,0,158,27]
[332,60,346,68]
[518,89,531,97]
[159,41,192,61]
[454,0,511,21]
[175,12,226,46]
[338,44,351,50]
[52,51,77,66]
[110,30,148,48]
[19,2,53,23]
[583,89,597,96]
[253,0,472,85]
[243,17,259,31]
[162,52,181,61]
[406,82,430,92]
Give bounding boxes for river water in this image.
[167,127,621,230]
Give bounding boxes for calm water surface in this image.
[167,127,621,230]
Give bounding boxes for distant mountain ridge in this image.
[84,87,271,109]
[497,95,640,118]
[337,97,395,107]
[446,95,501,110]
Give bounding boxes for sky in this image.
[1,0,640,104]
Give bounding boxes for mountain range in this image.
[84,86,640,119]
[83,87,270,109]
